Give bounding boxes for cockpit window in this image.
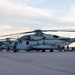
[53,35,59,38]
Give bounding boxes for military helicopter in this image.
[0,38,16,51]
[0,29,75,52]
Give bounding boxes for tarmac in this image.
[0,51,75,75]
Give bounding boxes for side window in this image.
[26,41,29,45]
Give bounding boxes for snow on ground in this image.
[0,51,75,75]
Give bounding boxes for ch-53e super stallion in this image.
[0,29,75,52]
[0,38,16,51]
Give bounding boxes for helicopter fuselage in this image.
[14,33,74,51]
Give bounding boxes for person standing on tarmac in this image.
[67,45,69,51]
[7,46,10,52]
[0,47,3,52]
[13,42,19,52]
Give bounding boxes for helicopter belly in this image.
[31,45,58,50]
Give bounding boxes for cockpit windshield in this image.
[53,35,59,38]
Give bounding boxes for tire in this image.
[60,50,62,52]
[50,49,53,52]
[42,49,45,52]
[13,49,17,53]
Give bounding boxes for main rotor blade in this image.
[42,29,75,32]
[0,31,34,37]
[0,29,75,37]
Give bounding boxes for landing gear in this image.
[59,50,62,52]
[13,49,18,53]
[42,49,45,52]
[50,49,53,52]
[64,50,67,52]
[26,50,31,52]
[36,50,40,51]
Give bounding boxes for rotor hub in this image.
[34,30,42,33]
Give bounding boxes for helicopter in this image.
[0,29,75,52]
[0,38,16,51]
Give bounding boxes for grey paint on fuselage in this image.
[11,30,75,50]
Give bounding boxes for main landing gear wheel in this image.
[60,50,62,52]
[13,49,17,53]
[42,49,45,52]
[36,50,40,52]
[50,49,53,52]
